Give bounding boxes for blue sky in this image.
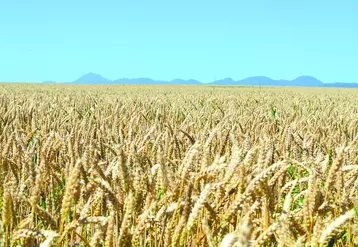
[0,0,356,83]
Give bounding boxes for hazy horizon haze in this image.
[0,0,356,83]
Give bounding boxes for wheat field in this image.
[0,84,358,247]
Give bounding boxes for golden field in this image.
[0,84,358,247]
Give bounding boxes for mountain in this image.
[210,76,358,87]
[211,76,323,86]
[69,73,358,88]
[290,76,323,87]
[212,78,236,85]
[74,73,112,84]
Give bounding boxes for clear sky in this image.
[0,0,356,83]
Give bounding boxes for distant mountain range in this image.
[54,72,358,88]
[73,73,201,85]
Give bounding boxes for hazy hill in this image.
[67,73,358,88]
[74,73,112,84]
